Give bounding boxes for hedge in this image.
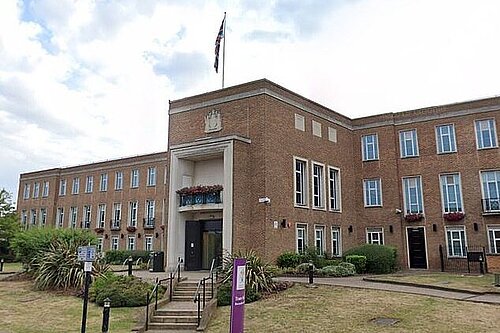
[343,244,397,274]
[104,250,152,265]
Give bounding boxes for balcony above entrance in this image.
[177,185,223,212]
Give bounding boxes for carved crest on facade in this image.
[204,109,222,133]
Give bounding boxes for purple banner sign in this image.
[230,258,246,333]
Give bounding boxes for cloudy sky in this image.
[1,0,500,204]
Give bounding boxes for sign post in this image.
[78,246,96,333]
[230,258,246,333]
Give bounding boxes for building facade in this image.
[18,79,500,271]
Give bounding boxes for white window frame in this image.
[97,237,104,253]
[70,206,78,229]
[435,124,457,154]
[57,207,64,228]
[440,173,463,213]
[147,167,156,186]
[30,209,37,225]
[366,227,384,245]
[128,236,136,251]
[399,129,419,158]
[100,173,108,192]
[72,177,79,195]
[295,113,305,131]
[475,118,498,150]
[362,134,379,161]
[97,204,106,228]
[131,169,139,188]
[445,226,467,258]
[33,182,40,198]
[331,226,342,257]
[328,166,341,212]
[145,235,153,251]
[363,178,382,207]
[129,201,138,226]
[23,183,30,199]
[113,203,122,227]
[83,205,92,228]
[328,127,337,143]
[115,171,123,190]
[145,200,155,225]
[311,161,326,210]
[402,176,424,215]
[480,170,500,212]
[85,176,93,193]
[42,181,49,197]
[59,179,66,196]
[314,225,325,255]
[296,223,308,254]
[312,120,322,137]
[111,236,119,251]
[294,157,308,207]
[40,208,47,226]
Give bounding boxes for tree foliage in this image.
[0,189,20,257]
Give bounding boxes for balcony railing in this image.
[179,191,222,207]
[111,219,121,230]
[482,198,500,214]
[143,217,155,229]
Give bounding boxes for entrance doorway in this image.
[407,227,428,269]
[185,220,222,270]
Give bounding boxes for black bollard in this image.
[127,257,133,276]
[308,261,314,284]
[0,258,4,272]
[101,298,111,333]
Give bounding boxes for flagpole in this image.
[222,12,226,89]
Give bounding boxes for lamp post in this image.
[102,298,111,333]
[127,256,133,276]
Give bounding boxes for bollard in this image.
[101,298,111,333]
[0,258,4,272]
[479,255,485,275]
[308,261,314,284]
[127,257,133,276]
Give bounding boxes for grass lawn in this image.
[368,272,499,293]
[1,262,23,273]
[0,279,139,333]
[207,284,500,333]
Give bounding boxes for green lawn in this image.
[367,272,499,293]
[1,261,23,273]
[207,284,500,333]
[0,279,139,333]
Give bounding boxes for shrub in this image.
[337,262,357,275]
[90,272,163,307]
[216,281,261,306]
[276,252,301,268]
[345,255,367,274]
[318,264,355,277]
[343,244,397,274]
[296,262,315,273]
[104,250,152,265]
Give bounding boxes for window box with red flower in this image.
[177,185,223,207]
[94,227,104,233]
[126,226,137,232]
[405,213,424,222]
[443,212,465,221]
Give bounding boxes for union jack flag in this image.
[214,16,225,73]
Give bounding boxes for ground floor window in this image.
[128,236,136,250]
[111,236,119,251]
[446,226,467,257]
[488,226,500,254]
[145,236,153,251]
[315,225,325,255]
[331,226,341,257]
[366,227,384,245]
[296,223,307,254]
[97,237,103,253]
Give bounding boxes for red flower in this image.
[126,226,137,232]
[443,212,465,221]
[176,184,223,195]
[405,213,424,222]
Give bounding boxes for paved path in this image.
[277,276,500,305]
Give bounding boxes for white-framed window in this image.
[147,167,156,186]
[440,173,463,213]
[145,236,153,251]
[100,173,108,192]
[294,157,308,207]
[72,177,79,195]
[97,204,106,228]
[363,178,382,207]
[475,119,498,149]
[295,113,305,131]
[331,226,341,257]
[23,183,30,199]
[85,176,93,193]
[328,167,341,212]
[40,208,47,226]
[97,238,103,253]
[129,201,138,226]
[403,176,424,215]
[488,226,500,254]
[83,205,92,228]
[128,236,136,250]
[399,129,419,158]
[366,227,384,245]
[57,207,64,228]
[362,134,379,161]
[30,209,37,225]
[111,236,119,251]
[328,127,337,143]
[115,171,123,190]
[113,203,122,228]
[21,210,27,227]
[312,162,325,209]
[131,169,139,188]
[315,225,325,255]
[33,182,40,198]
[312,120,322,137]
[70,206,78,229]
[446,226,467,257]
[296,223,308,254]
[42,181,49,197]
[145,200,155,226]
[59,179,67,196]
[481,170,500,212]
[436,124,457,154]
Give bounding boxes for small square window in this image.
[312,120,322,137]
[295,114,305,131]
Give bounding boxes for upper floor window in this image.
[312,162,325,209]
[440,173,463,213]
[59,179,67,196]
[131,169,139,188]
[366,227,384,245]
[296,223,307,254]
[40,208,47,226]
[70,207,78,229]
[30,209,37,225]
[100,173,108,192]
[475,119,498,149]
[312,120,322,137]
[331,226,342,257]
[115,171,123,190]
[129,201,138,226]
[147,167,156,186]
[481,170,500,212]
[32,182,40,198]
[21,210,27,227]
[146,200,155,223]
[57,207,64,228]
[42,181,49,197]
[328,167,341,212]
[72,177,79,195]
[113,203,122,223]
[23,183,30,199]
[363,178,382,207]
[83,205,92,228]
[436,124,457,154]
[403,176,424,215]
[446,226,467,258]
[362,134,379,161]
[294,113,305,131]
[399,129,419,158]
[314,225,325,255]
[97,204,106,228]
[294,157,308,207]
[85,176,93,193]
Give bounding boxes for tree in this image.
[0,189,20,257]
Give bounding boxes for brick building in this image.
[17,79,500,271]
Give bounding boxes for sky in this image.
[1,0,500,205]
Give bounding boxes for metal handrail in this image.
[192,259,218,327]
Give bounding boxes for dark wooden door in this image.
[407,227,428,269]
[185,221,201,270]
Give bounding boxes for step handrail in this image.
[193,258,218,327]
